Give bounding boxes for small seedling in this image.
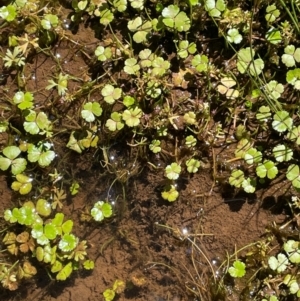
[256,160,278,179]
[101,84,122,104]
[81,102,103,122]
[0,146,27,175]
[162,5,191,32]
[161,185,179,202]
[165,162,181,180]
[91,201,113,222]
[186,158,201,173]
[268,253,288,272]
[46,73,69,96]
[122,107,142,127]
[228,260,246,278]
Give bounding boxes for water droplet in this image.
[56,53,61,58]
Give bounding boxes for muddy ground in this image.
[0,6,293,301]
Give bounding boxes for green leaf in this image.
[228,260,246,278]
[95,46,112,62]
[242,178,256,193]
[165,162,181,180]
[284,240,300,263]
[56,262,73,280]
[31,224,49,246]
[83,260,95,270]
[103,289,115,301]
[149,140,161,153]
[256,160,278,179]
[11,174,32,194]
[122,107,142,127]
[256,106,271,122]
[161,185,179,202]
[70,182,80,195]
[205,0,226,17]
[272,144,293,162]
[268,253,288,272]
[265,80,284,100]
[3,145,21,160]
[58,234,78,252]
[191,54,209,72]
[265,28,282,44]
[91,201,113,221]
[101,84,122,104]
[36,199,51,217]
[124,58,140,75]
[237,48,264,76]
[0,156,11,171]
[105,112,124,131]
[113,0,127,12]
[99,5,114,25]
[0,5,17,22]
[229,169,244,187]
[186,158,201,173]
[265,4,280,23]
[81,102,103,122]
[27,143,55,167]
[272,110,293,132]
[244,148,262,165]
[287,164,300,188]
[62,220,73,234]
[287,126,300,145]
[162,5,191,32]
[227,28,242,44]
[13,91,34,110]
[44,224,57,240]
[286,68,300,90]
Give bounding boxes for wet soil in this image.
[0,7,293,301]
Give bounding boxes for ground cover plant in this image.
[1,0,300,300]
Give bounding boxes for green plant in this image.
[149,140,161,153]
[128,17,152,43]
[103,288,116,301]
[165,162,181,180]
[122,107,142,127]
[0,146,27,175]
[41,14,59,30]
[106,112,124,131]
[186,158,200,173]
[91,201,113,222]
[226,28,242,44]
[286,68,300,90]
[281,45,300,67]
[204,0,226,17]
[23,110,53,137]
[265,4,280,23]
[46,73,69,96]
[162,5,191,32]
[2,202,92,287]
[237,48,264,76]
[81,102,103,122]
[161,185,179,202]
[95,46,112,62]
[11,174,33,195]
[0,5,17,22]
[256,160,278,180]
[27,142,55,167]
[176,40,197,59]
[101,84,122,104]
[191,54,209,72]
[2,47,25,68]
[228,260,246,278]
[13,91,34,110]
[272,110,293,133]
